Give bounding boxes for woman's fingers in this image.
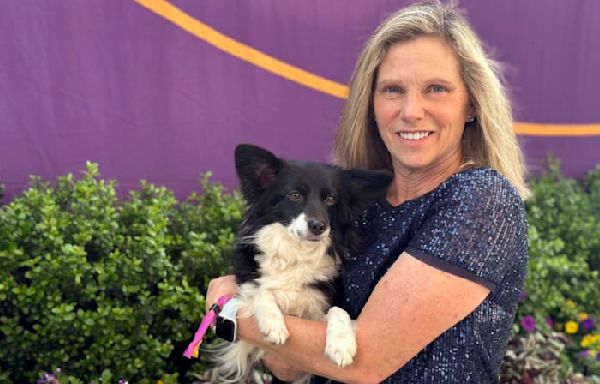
[205,275,237,312]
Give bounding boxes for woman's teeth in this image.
[399,131,431,140]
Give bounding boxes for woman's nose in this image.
[400,92,425,122]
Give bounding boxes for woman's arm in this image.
[209,251,489,383]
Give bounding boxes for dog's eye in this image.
[324,195,336,206]
[287,191,303,202]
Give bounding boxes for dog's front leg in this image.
[324,306,357,367]
[253,289,289,344]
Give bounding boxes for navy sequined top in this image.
[313,167,528,383]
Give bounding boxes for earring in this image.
[466,115,475,123]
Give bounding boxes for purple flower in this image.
[545,317,554,329]
[37,372,57,384]
[518,290,527,303]
[580,316,596,331]
[578,350,591,359]
[520,315,536,332]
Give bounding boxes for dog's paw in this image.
[258,316,290,344]
[325,306,356,367]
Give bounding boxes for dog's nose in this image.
[307,218,326,236]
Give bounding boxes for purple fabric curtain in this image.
[1,0,599,200]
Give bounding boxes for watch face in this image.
[216,317,236,342]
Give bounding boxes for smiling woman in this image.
[373,36,475,200]
[206,2,530,383]
[334,6,528,202]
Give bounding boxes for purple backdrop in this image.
[1,0,599,201]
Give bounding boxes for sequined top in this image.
[313,167,528,383]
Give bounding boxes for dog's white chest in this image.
[240,223,339,318]
[254,223,338,280]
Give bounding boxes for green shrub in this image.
[166,172,244,293]
[0,163,243,383]
[2,159,599,380]
[584,165,600,272]
[0,183,4,203]
[521,160,600,313]
[515,159,600,378]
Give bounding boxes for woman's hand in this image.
[205,275,237,312]
[206,277,307,381]
[263,353,307,382]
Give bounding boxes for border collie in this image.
[213,144,392,383]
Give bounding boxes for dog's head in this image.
[235,144,392,246]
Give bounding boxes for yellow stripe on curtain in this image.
[134,0,600,137]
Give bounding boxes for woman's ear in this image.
[465,104,477,123]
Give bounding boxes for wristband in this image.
[216,297,240,342]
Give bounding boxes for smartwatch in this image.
[216,297,239,342]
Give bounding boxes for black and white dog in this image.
[213,144,392,383]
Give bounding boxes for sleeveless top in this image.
[313,167,528,383]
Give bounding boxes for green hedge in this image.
[1,161,599,381]
[0,163,243,383]
[511,160,600,379]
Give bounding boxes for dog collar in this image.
[183,295,232,359]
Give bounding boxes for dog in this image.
[212,144,392,383]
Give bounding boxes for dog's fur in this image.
[212,144,392,383]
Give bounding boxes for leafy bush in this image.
[2,159,599,381]
[513,160,600,379]
[166,172,244,292]
[524,160,600,310]
[584,165,600,272]
[0,163,243,383]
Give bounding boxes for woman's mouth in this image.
[397,131,433,141]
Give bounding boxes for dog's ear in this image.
[235,144,283,203]
[341,169,393,200]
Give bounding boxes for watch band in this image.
[216,297,240,342]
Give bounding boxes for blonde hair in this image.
[333,1,529,198]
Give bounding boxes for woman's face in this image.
[373,36,474,175]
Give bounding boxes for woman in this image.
[207,1,529,382]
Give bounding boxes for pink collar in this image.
[183,295,232,358]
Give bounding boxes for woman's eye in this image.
[429,85,446,93]
[324,195,336,206]
[287,191,303,202]
[382,86,402,98]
